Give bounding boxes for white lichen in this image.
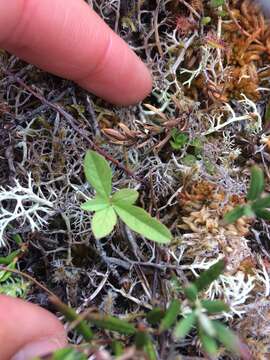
[0,174,55,246]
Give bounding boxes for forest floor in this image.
[1,0,270,359]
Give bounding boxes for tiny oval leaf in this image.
[87,313,136,335]
[184,284,198,302]
[199,329,218,356]
[91,207,117,239]
[174,311,196,339]
[112,189,139,205]
[201,300,230,314]
[247,166,264,201]
[194,259,226,292]
[159,299,181,332]
[84,150,112,198]
[212,321,239,354]
[146,307,165,326]
[81,195,109,211]
[224,206,245,224]
[252,196,270,210]
[113,204,172,244]
[254,208,270,221]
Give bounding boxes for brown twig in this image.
[154,0,164,57]
[179,0,201,19]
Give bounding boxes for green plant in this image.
[33,348,88,360]
[170,129,189,150]
[224,166,270,223]
[146,260,242,357]
[0,232,29,297]
[210,0,225,7]
[81,150,172,243]
[201,16,212,25]
[173,259,241,357]
[42,259,250,360]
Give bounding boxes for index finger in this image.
[0,0,152,105]
[0,295,67,360]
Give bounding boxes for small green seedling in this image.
[146,259,247,358]
[33,348,88,360]
[45,260,249,360]
[81,150,172,243]
[224,166,270,223]
[170,129,189,150]
[174,259,240,357]
[201,16,211,25]
[210,0,225,7]
[0,232,29,298]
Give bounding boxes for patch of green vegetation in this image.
[225,166,270,223]
[44,259,245,359]
[0,232,29,298]
[170,129,189,150]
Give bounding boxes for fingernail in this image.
[11,338,64,360]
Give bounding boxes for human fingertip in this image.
[11,337,66,360]
[123,60,153,106]
[79,58,152,106]
[112,63,153,106]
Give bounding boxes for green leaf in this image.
[84,150,112,198]
[247,166,264,201]
[210,0,225,7]
[91,207,117,239]
[81,195,109,211]
[218,10,228,16]
[212,321,239,354]
[198,313,216,337]
[190,137,203,153]
[87,313,136,335]
[112,189,139,205]
[135,331,157,360]
[199,330,218,356]
[254,208,270,220]
[112,340,124,356]
[0,278,29,298]
[46,348,87,360]
[202,16,211,25]
[159,299,181,332]
[242,204,255,217]
[224,206,245,224]
[170,131,188,150]
[182,154,197,166]
[201,300,230,314]
[112,340,124,357]
[170,141,182,150]
[144,335,157,360]
[252,196,270,210]
[0,250,20,265]
[113,204,172,244]
[194,259,226,292]
[135,330,147,349]
[146,307,165,326]
[184,284,198,302]
[174,311,196,339]
[0,261,16,283]
[51,298,93,341]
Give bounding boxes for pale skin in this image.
[0,1,152,359]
